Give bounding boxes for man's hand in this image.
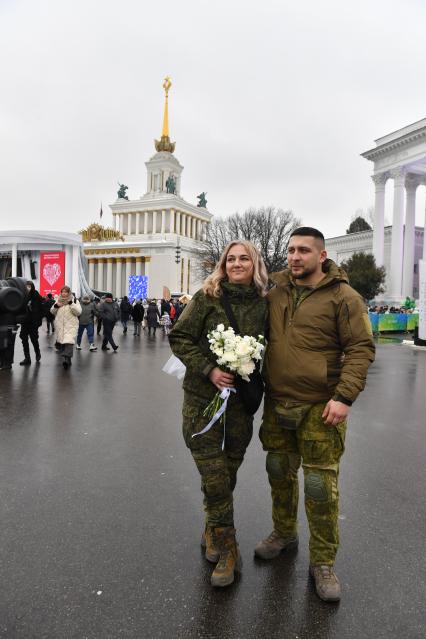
[322,400,349,427]
[208,367,235,391]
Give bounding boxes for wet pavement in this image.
[0,327,425,639]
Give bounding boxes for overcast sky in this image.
[1,0,426,239]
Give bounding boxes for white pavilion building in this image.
[81,77,212,299]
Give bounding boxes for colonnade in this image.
[87,255,148,298]
[372,170,426,299]
[114,209,207,240]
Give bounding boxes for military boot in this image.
[254,530,299,559]
[201,526,220,563]
[309,565,341,602]
[210,527,242,587]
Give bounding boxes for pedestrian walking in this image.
[146,300,160,336]
[50,286,82,370]
[160,312,172,335]
[99,293,120,352]
[76,295,97,351]
[169,241,268,588]
[43,293,55,334]
[19,280,43,365]
[255,227,375,602]
[120,296,132,334]
[131,299,144,336]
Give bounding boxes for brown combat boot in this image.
[254,530,299,559]
[309,565,341,602]
[201,526,220,563]
[210,527,242,587]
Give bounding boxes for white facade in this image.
[0,230,86,297]
[326,226,424,300]
[362,118,426,301]
[84,151,212,299]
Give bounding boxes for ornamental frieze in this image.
[84,247,141,255]
[79,223,124,242]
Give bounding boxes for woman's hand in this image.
[208,367,235,391]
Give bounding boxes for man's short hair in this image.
[290,227,325,246]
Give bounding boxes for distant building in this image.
[361,118,426,301]
[80,77,212,299]
[326,226,424,299]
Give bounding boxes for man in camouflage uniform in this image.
[255,227,375,602]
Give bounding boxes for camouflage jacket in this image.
[169,282,268,403]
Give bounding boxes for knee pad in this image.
[304,471,329,502]
[266,452,290,480]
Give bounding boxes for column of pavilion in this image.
[87,255,148,297]
[114,210,207,240]
[372,169,426,299]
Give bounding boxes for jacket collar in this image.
[269,259,349,290]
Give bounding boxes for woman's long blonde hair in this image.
[203,240,268,298]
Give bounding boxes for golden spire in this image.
[155,76,176,153]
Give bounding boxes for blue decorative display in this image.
[128,275,148,302]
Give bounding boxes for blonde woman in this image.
[169,241,268,588]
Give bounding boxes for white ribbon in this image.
[192,387,236,450]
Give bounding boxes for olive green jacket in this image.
[264,260,375,405]
[169,282,268,403]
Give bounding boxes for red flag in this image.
[100,202,103,219]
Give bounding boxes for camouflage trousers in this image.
[182,393,253,527]
[259,398,347,565]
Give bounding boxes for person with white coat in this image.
[50,286,82,370]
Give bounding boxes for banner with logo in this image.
[39,252,65,297]
[419,260,426,340]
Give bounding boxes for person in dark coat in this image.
[19,280,43,365]
[99,293,120,351]
[131,300,145,336]
[161,298,171,316]
[146,300,161,336]
[120,296,132,334]
[43,293,55,334]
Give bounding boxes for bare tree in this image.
[197,206,301,278]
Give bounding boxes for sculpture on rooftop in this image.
[197,192,207,208]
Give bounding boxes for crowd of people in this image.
[0,283,188,371]
[368,304,418,314]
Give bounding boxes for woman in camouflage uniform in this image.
[169,241,268,587]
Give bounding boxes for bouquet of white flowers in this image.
[192,324,265,448]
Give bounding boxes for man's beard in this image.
[291,265,316,280]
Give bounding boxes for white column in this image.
[127,213,132,235]
[106,258,113,294]
[119,215,124,234]
[161,210,166,234]
[170,209,175,233]
[136,213,140,235]
[402,176,418,298]
[125,257,132,296]
[97,259,104,291]
[176,212,181,235]
[144,211,148,234]
[113,215,117,231]
[153,211,157,234]
[88,259,95,288]
[72,245,80,297]
[11,244,18,277]
[116,258,122,299]
[372,173,387,267]
[182,214,187,237]
[136,256,143,276]
[422,180,426,261]
[390,168,406,299]
[144,258,150,297]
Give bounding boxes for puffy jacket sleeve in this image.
[70,301,82,317]
[335,288,375,404]
[169,291,215,378]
